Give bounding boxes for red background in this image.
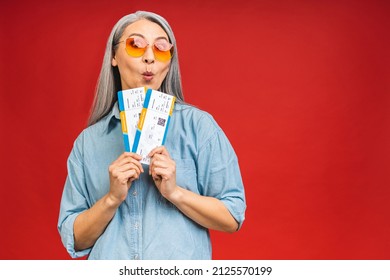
[1,0,389,260]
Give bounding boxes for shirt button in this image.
[132,190,137,196]
[134,254,139,260]
[134,222,139,229]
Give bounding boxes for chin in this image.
[144,83,161,91]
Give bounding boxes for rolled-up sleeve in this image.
[196,117,246,230]
[57,133,91,258]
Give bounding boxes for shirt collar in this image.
[103,101,120,133]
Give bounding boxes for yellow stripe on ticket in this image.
[138,108,147,130]
[120,111,127,133]
[169,96,176,116]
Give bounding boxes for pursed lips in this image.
[142,71,154,81]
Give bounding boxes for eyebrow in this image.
[127,33,169,41]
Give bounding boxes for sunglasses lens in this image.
[153,47,173,62]
[153,40,173,62]
[125,37,146,57]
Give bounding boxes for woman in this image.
[58,11,246,260]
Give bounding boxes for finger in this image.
[150,158,170,170]
[110,154,144,174]
[114,163,142,177]
[124,152,142,161]
[150,152,172,166]
[118,154,144,173]
[121,169,141,182]
[149,155,167,175]
[150,157,175,173]
[111,152,142,168]
[151,166,174,181]
[148,146,170,158]
[110,168,140,185]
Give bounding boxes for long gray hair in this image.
[88,11,184,126]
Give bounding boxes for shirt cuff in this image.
[59,212,91,258]
[221,198,246,231]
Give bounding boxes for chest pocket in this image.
[174,157,199,194]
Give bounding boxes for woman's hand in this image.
[74,152,143,251]
[108,152,144,206]
[148,146,238,232]
[148,146,178,200]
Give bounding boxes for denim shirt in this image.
[57,102,246,260]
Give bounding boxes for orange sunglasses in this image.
[116,36,174,62]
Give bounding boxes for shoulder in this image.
[71,113,112,155]
[173,103,220,131]
[73,121,101,147]
[170,103,228,151]
[76,110,116,142]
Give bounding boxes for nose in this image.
[142,46,155,64]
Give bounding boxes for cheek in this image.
[117,61,142,89]
[118,57,138,73]
[118,60,139,79]
[159,63,170,78]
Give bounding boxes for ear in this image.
[112,56,118,67]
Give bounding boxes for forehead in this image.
[123,19,169,39]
